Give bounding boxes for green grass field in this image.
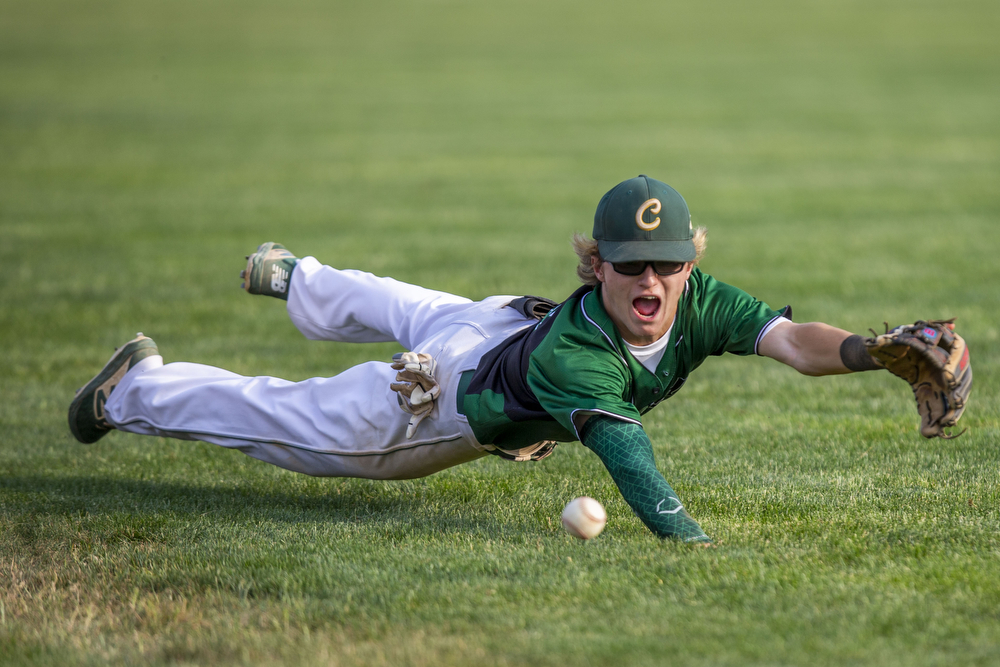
[2,0,999,664]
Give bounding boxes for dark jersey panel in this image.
[464,310,560,425]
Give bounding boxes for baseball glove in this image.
[865,319,972,439]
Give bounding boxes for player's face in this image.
[592,256,694,346]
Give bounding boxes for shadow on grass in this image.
[0,471,534,550]
[0,473,451,523]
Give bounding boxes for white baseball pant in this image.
[103,257,535,479]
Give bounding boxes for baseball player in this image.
[68,175,971,544]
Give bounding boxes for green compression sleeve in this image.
[580,416,710,543]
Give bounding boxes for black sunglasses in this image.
[609,260,687,276]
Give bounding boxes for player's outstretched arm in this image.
[757,320,880,376]
[578,415,711,544]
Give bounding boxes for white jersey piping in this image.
[579,293,630,371]
[755,315,791,355]
[569,408,643,441]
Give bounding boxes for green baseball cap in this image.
[593,175,695,262]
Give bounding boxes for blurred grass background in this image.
[1,0,999,664]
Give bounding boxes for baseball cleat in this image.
[241,242,299,300]
[68,333,159,444]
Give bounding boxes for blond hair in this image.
[572,227,708,286]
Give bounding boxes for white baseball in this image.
[561,496,607,540]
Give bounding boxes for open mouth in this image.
[632,296,661,320]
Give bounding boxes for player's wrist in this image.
[840,334,883,372]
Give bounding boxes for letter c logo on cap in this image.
[635,198,661,230]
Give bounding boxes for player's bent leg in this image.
[102,359,486,479]
[286,257,476,350]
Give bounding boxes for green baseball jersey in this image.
[459,267,789,449]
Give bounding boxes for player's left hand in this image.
[865,319,972,438]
